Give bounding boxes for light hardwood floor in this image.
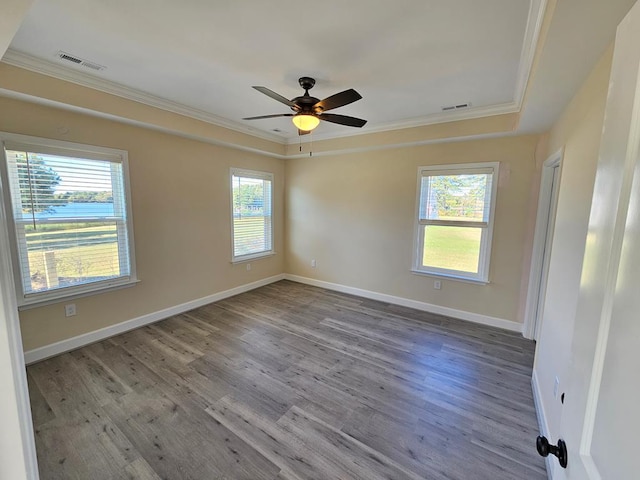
[27,280,546,479]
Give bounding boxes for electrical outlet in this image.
[554,376,560,399]
[65,303,76,317]
[311,259,317,268]
[434,280,442,290]
[246,263,251,271]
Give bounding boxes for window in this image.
[412,162,499,282]
[0,134,136,306]
[231,168,273,262]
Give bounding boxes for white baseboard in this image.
[23,274,286,365]
[284,274,523,333]
[24,272,524,364]
[532,370,554,479]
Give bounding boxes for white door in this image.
[546,1,640,478]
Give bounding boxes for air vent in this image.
[442,102,471,112]
[56,51,106,72]
[59,53,82,64]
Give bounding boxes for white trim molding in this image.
[0,170,39,478]
[285,274,523,333]
[513,0,548,115]
[24,274,285,364]
[532,371,555,479]
[523,148,564,340]
[287,102,522,145]
[411,162,500,284]
[24,271,526,366]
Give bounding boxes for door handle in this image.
[536,436,568,468]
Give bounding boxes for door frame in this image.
[523,148,563,340]
[0,159,39,478]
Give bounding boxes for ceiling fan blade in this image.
[242,114,294,120]
[298,129,311,136]
[319,113,367,128]
[252,86,297,108]
[314,89,362,112]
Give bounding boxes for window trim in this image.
[0,132,137,307]
[411,162,499,283]
[230,167,275,263]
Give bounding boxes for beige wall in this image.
[0,0,33,55]
[0,64,543,351]
[0,95,285,351]
[533,45,614,436]
[285,134,539,324]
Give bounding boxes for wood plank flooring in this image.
[27,280,547,479]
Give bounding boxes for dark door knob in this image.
[536,436,568,468]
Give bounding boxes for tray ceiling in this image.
[4,0,545,142]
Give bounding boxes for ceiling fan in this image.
[243,77,367,134]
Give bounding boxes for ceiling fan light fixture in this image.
[292,114,320,132]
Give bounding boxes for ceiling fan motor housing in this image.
[291,95,321,113]
[291,77,322,113]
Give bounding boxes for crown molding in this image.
[285,130,521,159]
[0,88,288,159]
[1,0,545,147]
[0,87,528,160]
[1,49,285,144]
[285,101,520,145]
[513,0,548,107]
[4,49,518,145]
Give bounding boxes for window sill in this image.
[18,278,140,310]
[231,251,276,264]
[410,269,490,285]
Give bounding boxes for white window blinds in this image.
[231,169,273,261]
[1,136,136,305]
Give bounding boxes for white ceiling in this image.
[1,0,636,143]
[518,0,638,132]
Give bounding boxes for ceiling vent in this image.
[56,51,106,72]
[442,102,471,112]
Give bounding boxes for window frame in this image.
[230,167,275,263]
[0,132,137,308]
[411,162,499,283]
